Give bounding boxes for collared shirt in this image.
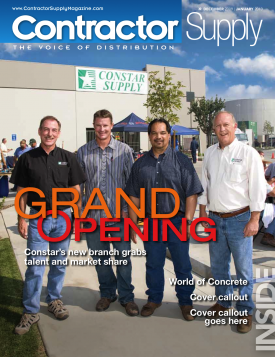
[198,138,266,213]
[125,146,203,215]
[77,137,134,223]
[10,146,86,210]
[1,143,8,157]
[14,146,31,158]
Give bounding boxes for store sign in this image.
[76,67,148,95]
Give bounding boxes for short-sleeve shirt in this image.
[14,146,31,158]
[125,146,203,215]
[10,145,87,210]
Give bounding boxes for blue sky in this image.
[0,0,275,101]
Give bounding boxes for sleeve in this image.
[68,153,87,186]
[9,155,29,186]
[14,148,19,158]
[197,150,209,206]
[247,148,266,212]
[124,161,141,198]
[178,153,203,197]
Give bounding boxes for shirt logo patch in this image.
[58,162,68,165]
[231,158,242,164]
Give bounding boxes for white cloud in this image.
[0,43,43,58]
[248,8,275,22]
[224,84,269,99]
[0,44,21,58]
[183,0,275,24]
[224,53,275,80]
[203,65,223,80]
[208,0,245,6]
[171,46,186,57]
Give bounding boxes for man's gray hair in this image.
[213,111,236,125]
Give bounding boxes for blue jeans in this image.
[23,208,72,313]
[143,216,194,306]
[265,216,275,236]
[191,151,196,163]
[85,219,134,304]
[209,210,254,314]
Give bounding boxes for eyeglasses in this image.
[41,127,59,134]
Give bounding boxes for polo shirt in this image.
[125,145,203,215]
[10,145,86,210]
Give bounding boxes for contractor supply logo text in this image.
[76,68,148,95]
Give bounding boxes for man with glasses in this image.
[10,116,86,335]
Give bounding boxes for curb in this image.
[0,211,9,239]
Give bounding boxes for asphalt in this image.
[1,159,275,357]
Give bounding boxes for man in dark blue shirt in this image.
[190,137,199,163]
[125,118,203,320]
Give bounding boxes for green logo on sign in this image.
[78,70,96,89]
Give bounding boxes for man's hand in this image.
[179,224,191,239]
[18,217,28,239]
[199,208,209,229]
[244,219,259,237]
[130,227,137,244]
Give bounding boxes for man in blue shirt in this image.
[11,140,31,191]
[125,118,203,320]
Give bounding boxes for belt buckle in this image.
[218,213,223,218]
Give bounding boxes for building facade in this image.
[0,60,206,153]
[225,99,275,141]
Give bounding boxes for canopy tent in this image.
[112,113,148,132]
[170,125,199,136]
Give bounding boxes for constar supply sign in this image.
[76,67,148,95]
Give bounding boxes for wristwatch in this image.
[186,220,192,225]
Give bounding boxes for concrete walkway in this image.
[1,171,275,356]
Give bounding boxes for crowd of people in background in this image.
[0,138,37,171]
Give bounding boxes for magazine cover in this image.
[0,1,274,356]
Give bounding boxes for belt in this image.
[210,206,249,219]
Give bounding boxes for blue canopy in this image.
[171,125,199,135]
[112,113,148,132]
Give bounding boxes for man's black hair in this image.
[148,118,171,135]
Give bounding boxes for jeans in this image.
[85,219,134,304]
[265,217,275,236]
[143,216,194,306]
[209,210,254,314]
[23,208,71,313]
[191,151,196,163]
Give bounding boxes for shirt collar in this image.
[91,136,116,150]
[217,137,238,151]
[149,145,172,158]
[38,144,58,156]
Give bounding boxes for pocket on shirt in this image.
[57,166,70,184]
[228,165,246,183]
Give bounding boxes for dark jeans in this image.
[191,151,196,163]
[144,216,194,306]
[85,219,135,304]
